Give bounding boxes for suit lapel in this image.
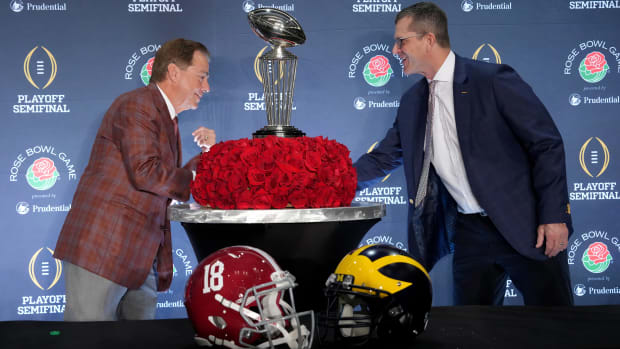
[453,55,472,160]
[148,84,180,166]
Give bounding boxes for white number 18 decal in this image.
[202,260,224,293]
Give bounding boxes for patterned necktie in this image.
[173,117,180,165]
[414,80,436,208]
[173,116,179,140]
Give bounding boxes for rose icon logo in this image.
[25,157,59,191]
[140,57,155,86]
[579,51,609,84]
[582,241,612,273]
[363,55,393,87]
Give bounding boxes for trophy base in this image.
[252,125,306,138]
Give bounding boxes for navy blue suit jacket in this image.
[355,54,572,270]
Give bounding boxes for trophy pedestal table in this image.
[168,203,385,311]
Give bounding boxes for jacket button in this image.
[409,199,414,205]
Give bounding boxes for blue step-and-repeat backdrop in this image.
[1,0,620,320]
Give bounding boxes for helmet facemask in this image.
[320,275,392,346]
[237,271,314,349]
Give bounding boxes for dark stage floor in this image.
[2,305,619,348]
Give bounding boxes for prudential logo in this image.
[242,0,255,12]
[461,0,474,12]
[10,0,24,12]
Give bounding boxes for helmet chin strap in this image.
[259,291,311,349]
[215,293,262,321]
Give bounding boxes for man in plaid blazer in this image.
[354,3,573,306]
[54,39,215,320]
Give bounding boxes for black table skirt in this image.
[2,305,619,349]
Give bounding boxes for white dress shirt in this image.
[428,51,483,214]
[156,84,196,181]
[156,84,177,121]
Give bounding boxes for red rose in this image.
[368,55,391,78]
[304,151,322,172]
[257,149,276,173]
[32,157,57,180]
[278,170,295,189]
[271,194,289,209]
[289,190,308,209]
[584,51,607,74]
[252,188,272,209]
[293,171,313,189]
[247,168,266,186]
[227,171,248,193]
[240,147,260,166]
[235,190,253,209]
[587,242,610,264]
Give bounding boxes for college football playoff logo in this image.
[579,137,610,178]
[24,46,57,89]
[472,43,501,64]
[29,247,62,290]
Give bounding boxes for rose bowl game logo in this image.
[564,40,620,85]
[141,57,155,85]
[124,44,160,85]
[582,242,613,273]
[26,157,59,191]
[579,51,610,83]
[363,55,393,87]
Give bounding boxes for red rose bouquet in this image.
[191,136,357,209]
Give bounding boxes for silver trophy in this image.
[248,8,306,138]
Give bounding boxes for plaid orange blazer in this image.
[54,83,199,291]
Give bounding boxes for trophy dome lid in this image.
[248,8,306,47]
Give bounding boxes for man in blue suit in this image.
[354,2,573,305]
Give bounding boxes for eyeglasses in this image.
[394,33,426,48]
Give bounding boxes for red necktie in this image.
[173,117,181,165]
[173,117,179,140]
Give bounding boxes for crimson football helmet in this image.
[185,246,314,349]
